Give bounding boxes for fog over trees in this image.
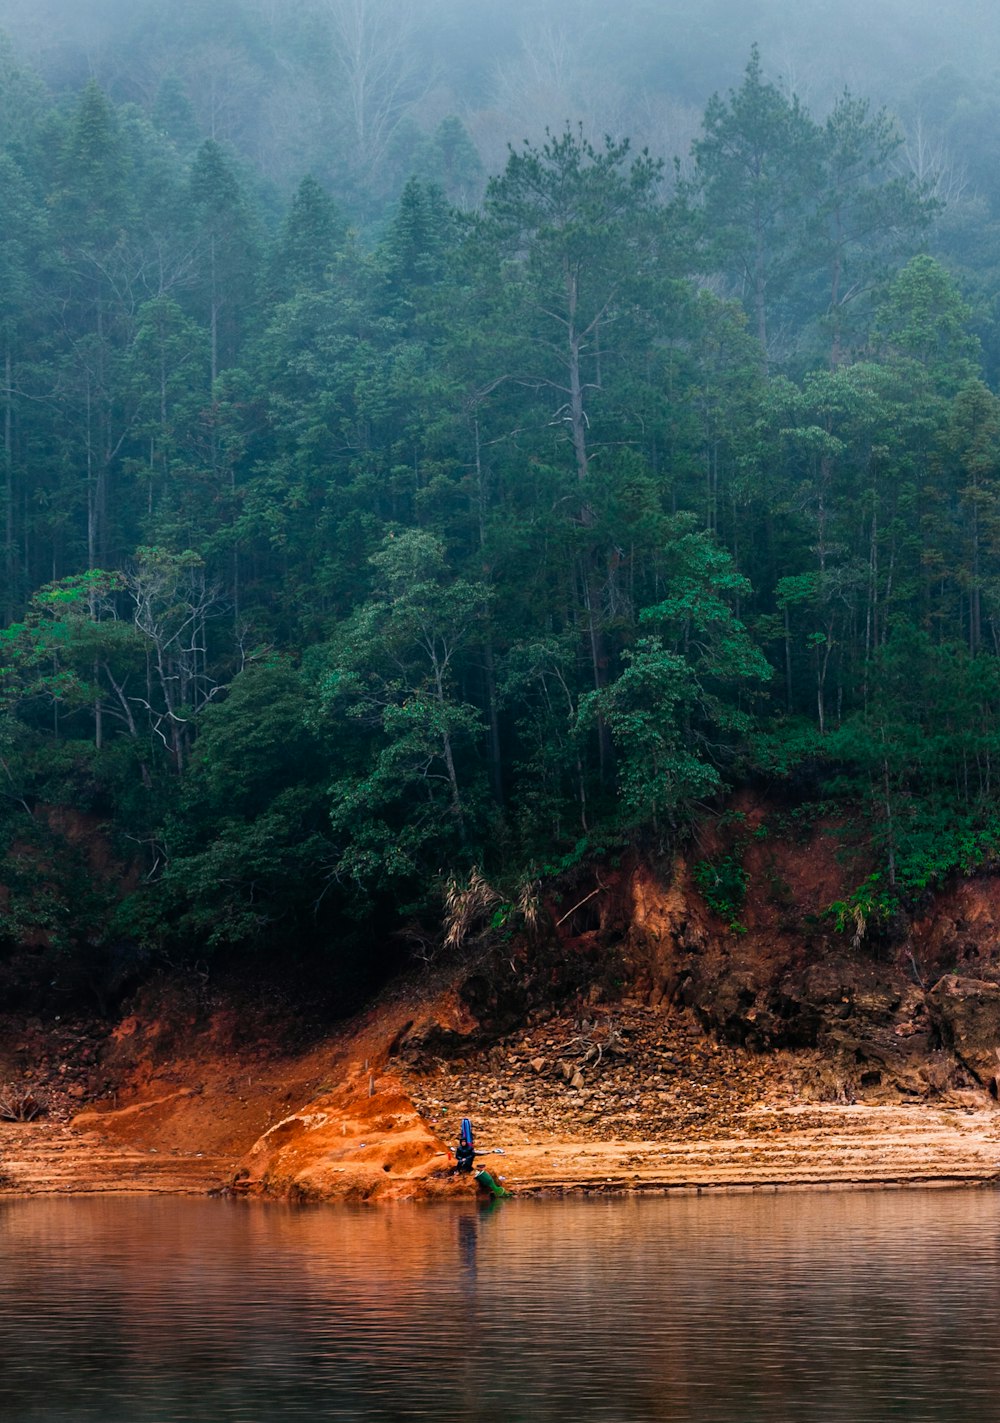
[0,0,997,199]
[1,0,1000,991]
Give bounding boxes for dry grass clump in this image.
[443,869,503,951]
[0,1083,47,1122]
[443,869,543,954]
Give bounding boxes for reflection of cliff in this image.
[0,1197,511,1420]
[3,1194,1000,1422]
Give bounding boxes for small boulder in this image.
[926,975,1000,1086]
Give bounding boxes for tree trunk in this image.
[565,261,613,780]
[3,343,13,622]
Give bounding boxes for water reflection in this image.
[1,1190,999,1421]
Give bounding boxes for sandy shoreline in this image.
[3,1099,1000,1200]
[488,1103,1000,1194]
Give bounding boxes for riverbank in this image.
[6,831,1000,1202]
[3,998,999,1200]
[8,755,1000,1206]
[3,1098,999,1199]
[448,1101,1000,1194]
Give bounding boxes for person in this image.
[454,1117,476,1173]
[452,1117,512,1196]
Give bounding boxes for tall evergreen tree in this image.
[689,46,819,364]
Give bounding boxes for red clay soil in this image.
[2,989,1000,1203]
[5,825,1000,1202]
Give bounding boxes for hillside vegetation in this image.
[1,46,999,1003]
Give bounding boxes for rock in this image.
[926,975,1000,1085]
[569,1070,585,1089]
[241,1070,454,1203]
[530,1057,547,1073]
[853,989,900,1019]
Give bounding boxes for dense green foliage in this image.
[1,43,999,982]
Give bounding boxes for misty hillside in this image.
[0,0,998,205]
[0,1,1000,1006]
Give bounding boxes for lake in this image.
[1,1189,998,1421]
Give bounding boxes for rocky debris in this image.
[0,1014,112,1122]
[401,1002,796,1149]
[926,975,1000,1087]
[401,974,997,1165]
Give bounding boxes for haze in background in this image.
[0,0,994,211]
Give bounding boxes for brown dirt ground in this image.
[5,814,1000,1202]
[3,991,1000,1202]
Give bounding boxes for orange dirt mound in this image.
[237,1067,466,1203]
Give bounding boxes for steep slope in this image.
[5,808,1000,1200]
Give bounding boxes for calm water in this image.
[2,1190,1000,1421]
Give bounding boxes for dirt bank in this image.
[5,822,1000,1201]
[3,995,1000,1202]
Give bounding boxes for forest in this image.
[2,1,1000,998]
